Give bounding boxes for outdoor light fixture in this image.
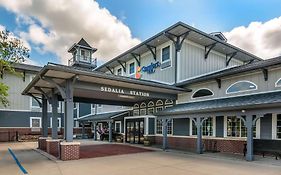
[118,94,135,99]
[242,109,246,113]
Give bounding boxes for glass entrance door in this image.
[126,119,144,144]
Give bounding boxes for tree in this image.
[0,30,29,107]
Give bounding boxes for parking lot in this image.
[1,141,281,175]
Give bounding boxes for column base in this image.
[46,139,61,158]
[60,142,80,161]
[38,137,50,151]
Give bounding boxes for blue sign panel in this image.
[141,61,161,74]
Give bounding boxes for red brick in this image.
[60,142,80,161]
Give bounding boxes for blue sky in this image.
[0,0,281,65]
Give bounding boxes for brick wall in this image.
[46,140,61,158]
[0,127,91,142]
[153,136,246,154]
[60,142,80,161]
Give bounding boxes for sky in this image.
[0,0,281,66]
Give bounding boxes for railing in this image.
[68,55,97,68]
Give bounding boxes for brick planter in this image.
[60,142,80,161]
[38,137,50,151]
[46,139,61,158]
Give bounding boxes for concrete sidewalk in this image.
[1,142,281,175]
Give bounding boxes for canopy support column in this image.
[81,122,85,139]
[65,79,74,142]
[192,117,208,154]
[93,122,97,141]
[42,95,48,137]
[246,115,254,161]
[51,93,59,139]
[162,119,168,150]
[108,121,113,142]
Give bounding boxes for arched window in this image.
[226,81,257,94]
[192,88,214,98]
[275,78,281,87]
[165,99,173,105]
[133,104,139,109]
[140,102,146,108]
[148,101,154,107]
[140,102,146,115]
[156,100,163,106]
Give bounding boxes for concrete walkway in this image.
[1,142,281,175]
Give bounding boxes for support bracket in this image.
[29,94,42,107]
[253,115,264,126]
[262,68,268,81]
[117,60,126,73]
[205,42,217,59]
[226,52,238,66]
[40,76,66,99]
[216,78,221,89]
[131,53,141,66]
[146,44,157,61]
[164,30,190,51]
[34,87,52,102]
[106,66,114,74]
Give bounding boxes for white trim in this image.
[50,117,62,128]
[0,109,32,112]
[145,118,149,135]
[272,113,277,139]
[160,43,173,70]
[30,117,41,128]
[148,101,154,107]
[255,118,260,139]
[226,80,258,95]
[114,121,122,133]
[223,116,227,137]
[156,100,163,106]
[275,77,281,87]
[213,116,216,137]
[128,61,136,75]
[191,88,214,99]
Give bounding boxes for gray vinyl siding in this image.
[0,73,34,110]
[0,111,63,127]
[216,116,224,137]
[148,118,155,135]
[260,114,272,139]
[173,118,189,136]
[178,40,242,82]
[177,67,281,104]
[79,103,91,117]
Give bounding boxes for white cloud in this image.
[0,0,140,65]
[224,16,281,59]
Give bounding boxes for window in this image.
[140,102,146,115]
[129,62,135,74]
[227,116,247,137]
[31,98,41,108]
[226,81,257,94]
[192,89,214,98]
[80,49,90,62]
[156,119,163,134]
[275,78,281,87]
[117,68,122,76]
[30,117,41,128]
[161,46,170,62]
[191,117,213,136]
[147,108,154,115]
[156,119,172,135]
[156,100,163,112]
[277,114,281,139]
[50,118,62,128]
[115,121,121,133]
[133,110,140,116]
[165,99,173,105]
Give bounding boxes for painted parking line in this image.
[8,148,28,174]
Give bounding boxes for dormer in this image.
[68,38,97,69]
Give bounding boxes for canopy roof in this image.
[78,111,130,122]
[96,21,262,72]
[156,91,281,116]
[22,63,189,106]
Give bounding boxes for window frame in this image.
[160,44,172,70]
[50,117,62,128]
[226,80,258,94]
[191,88,214,99]
[80,49,91,63]
[275,78,281,87]
[30,117,41,128]
[115,121,122,133]
[129,62,135,75]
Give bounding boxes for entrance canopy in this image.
[22,63,189,106]
[78,111,130,123]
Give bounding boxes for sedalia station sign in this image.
[101,86,150,97]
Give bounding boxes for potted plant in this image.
[143,136,150,146]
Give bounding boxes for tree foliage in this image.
[0,30,29,107]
